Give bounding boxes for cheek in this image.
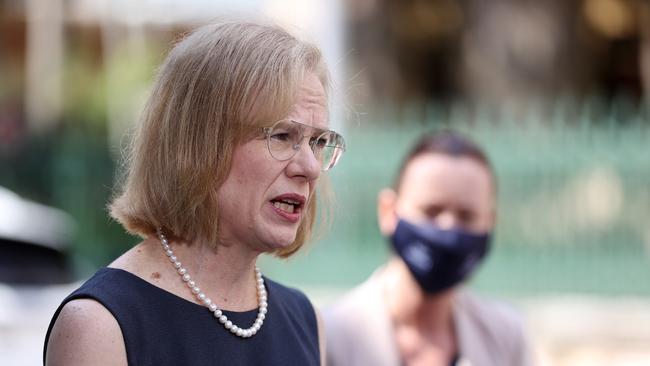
[309,179,318,195]
[230,149,275,187]
[471,196,495,231]
[475,208,496,232]
[395,201,426,223]
[237,161,285,208]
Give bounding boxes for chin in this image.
[270,236,297,250]
[256,231,297,253]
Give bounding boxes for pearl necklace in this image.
[157,230,268,338]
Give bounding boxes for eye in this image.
[310,135,329,149]
[270,132,291,142]
[457,210,476,225]
[423,205,443,220]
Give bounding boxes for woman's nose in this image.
[286,140,321,181]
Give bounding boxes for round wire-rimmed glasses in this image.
[262,119,346,171]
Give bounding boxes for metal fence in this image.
[262,102,650,297]
[2,101,649,297]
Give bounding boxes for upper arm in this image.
[45,299,127,366]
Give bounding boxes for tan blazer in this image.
[323,269,533,366]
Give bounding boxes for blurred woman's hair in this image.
[109,20,329,257]
[394,131,495,193]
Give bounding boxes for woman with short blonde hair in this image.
[44,20,345,366]
[111,20,330,257]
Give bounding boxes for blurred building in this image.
[345,0,650,109]
[0,0,344,138]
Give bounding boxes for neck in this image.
[383,257,456,333]
[157,236,261,311]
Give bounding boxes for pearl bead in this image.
[157,230,266,339]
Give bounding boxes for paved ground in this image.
[522,296,650,366]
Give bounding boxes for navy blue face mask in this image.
[390,218,491,294]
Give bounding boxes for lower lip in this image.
[269,202,301,223]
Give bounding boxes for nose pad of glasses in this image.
[292,143,301,151]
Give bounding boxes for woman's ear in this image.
[377,188,398,237]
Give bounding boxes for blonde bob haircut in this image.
[109,20,329,258]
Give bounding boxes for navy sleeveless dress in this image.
[44,267,320,365]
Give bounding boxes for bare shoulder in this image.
[46,298,127,366]
[110,239,160,277]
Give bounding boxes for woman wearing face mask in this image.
[324,131,533,366]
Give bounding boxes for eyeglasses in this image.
[263,119,346,171]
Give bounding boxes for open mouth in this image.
[269,194,305,216]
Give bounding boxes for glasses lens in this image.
[312,131,345,171]
[266,119,345,170]
[267,120,302,161]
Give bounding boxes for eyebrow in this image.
[290,120,329,134]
